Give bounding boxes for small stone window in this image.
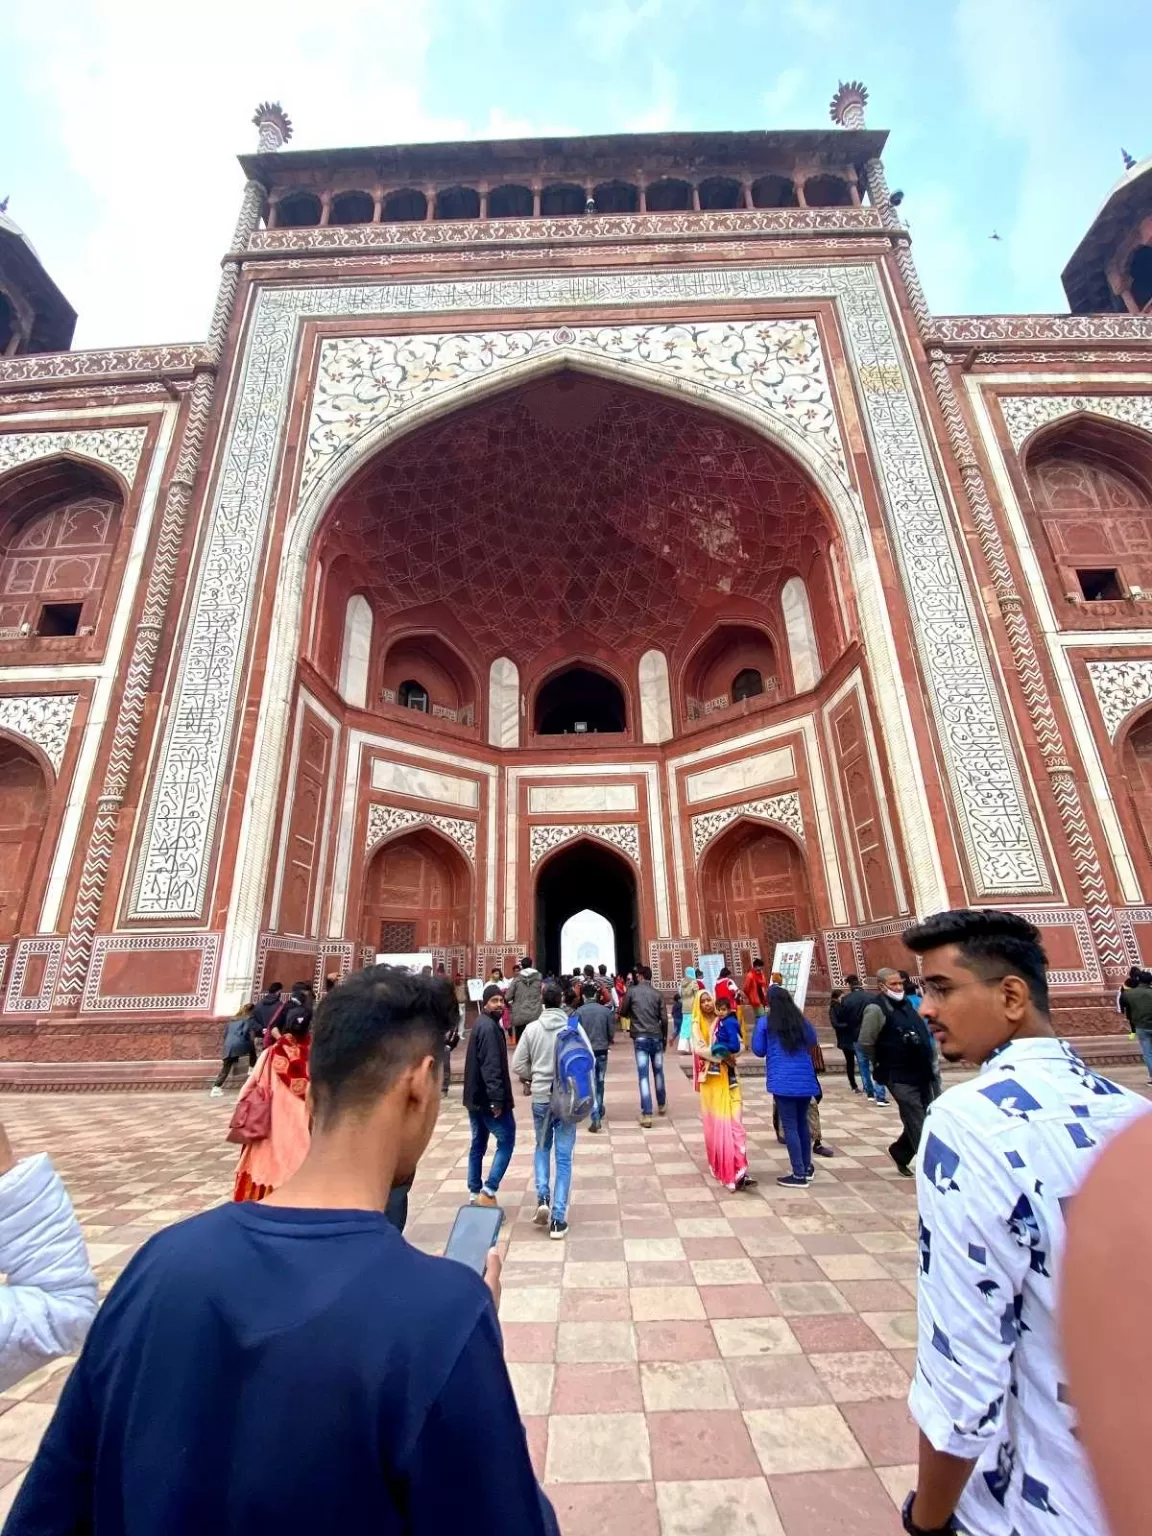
[1076,568,1124,601]
[731,667,764,701]
[398,679,430,712]
[329,191,374,225]
[382,188,428,222]
[488,184,533,217]
[276,191,322,228]
[540,183,585,217]
[645,178,692,212]
[37,601,82,636]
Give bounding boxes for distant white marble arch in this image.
[781,576,821,693]
[337,595,372,709]
[639,649,673,744]
[489,656,520,748]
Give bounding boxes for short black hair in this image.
[521,955,533,968]
[267,980,282,992]
[542,980,563,1008]
[844,974,860,988]
[309,966,457,1126]
[753,958,764,968]
[902,908,1050,1016]
[715,994,732,1010]
[639,964,653,981]
[598,964,607,974]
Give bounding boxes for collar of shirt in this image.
[980,1034,1072,1074]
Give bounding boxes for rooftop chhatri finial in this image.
[829,81,868,129]
[1122,147,1137,170]
[252,102,293,153]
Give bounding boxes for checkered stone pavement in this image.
[1,1055,1147,1532]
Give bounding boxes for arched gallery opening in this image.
[699,819,813,963]
[360,829,472,954]
[560,908,616,976]
[0,738,49,941]
[536,840,638,979]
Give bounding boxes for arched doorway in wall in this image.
[535,840,638,979]
[360,828,472,956]
[699,818,813,967]
[534,666,627,735]
[560,909,616,976]
[0,737,49,940]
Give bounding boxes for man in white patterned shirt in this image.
[899,908,1146,1536]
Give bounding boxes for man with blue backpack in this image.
[512,981,595,1241]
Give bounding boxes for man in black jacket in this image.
[462,986,517,1206]
[835,975,888,1104]
[250,981,286,1051]
[620,966,668,1129]
[858,967,936,1176]
[575,981,616,1132]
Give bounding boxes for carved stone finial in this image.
[252,102,292,153]
[829,81,868,129]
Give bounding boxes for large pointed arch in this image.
[221,345,937,1006]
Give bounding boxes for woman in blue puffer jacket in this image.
[752,988,819,1187]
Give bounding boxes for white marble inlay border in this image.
[690,792,804,857]
[0,426,147,487]
[999,393,1152,453]
[364,802,477,863]
[0,693,78,774]
[529,822,641,869]
[1086,659,1152,741]
[137,267,1045,966]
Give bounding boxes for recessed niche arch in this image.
[329,191,374,225]
[682,622,780,721]
[0,735,50,940]
[360,826,472,952]
[380,632,477,725]
[1118,703,1152,877]
[0,456,124,638]
[699,817,814,957]
[275,191,323,228]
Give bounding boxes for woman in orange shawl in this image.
[232,1007,312,1202]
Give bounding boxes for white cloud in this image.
[9,0,467,346]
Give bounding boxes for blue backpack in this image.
[550,1021,596,1124]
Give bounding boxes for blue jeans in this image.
[775,1094,813,1178]
[855,1046,887,1103]
[633,1036,666,1116]
[592,1052,609,1125]
[533,1102,576,1222]
[467,1110,516,1196]
[1136,1027,1152,1080]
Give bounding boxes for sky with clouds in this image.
[4,0,1149,347]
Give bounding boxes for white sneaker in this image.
[534,1200,551,1226]
[209,1086,223,1098]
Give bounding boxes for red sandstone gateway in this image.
[1,89,1151,1088]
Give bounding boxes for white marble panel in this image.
[782,576,821,692]
[527,783,638,814]
[489,656,520,748]
[337,595,372,709]
[639,649,673,744]
[684,746,795,805]
[370,757,480,809]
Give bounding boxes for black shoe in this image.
[813,1143,835,1158]
[805,1164,814,1178]
[589,1120,601,1133]
[549,1218,569,1241]
[888,1148,914,1177]
[776,1174,809,1188]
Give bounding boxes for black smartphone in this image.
[443,1204,504,1275]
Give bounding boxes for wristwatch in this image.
[902,1491,958,1535]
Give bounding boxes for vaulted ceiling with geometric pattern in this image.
[314,373,835,666]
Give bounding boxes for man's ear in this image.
[1002,974,1031,1021]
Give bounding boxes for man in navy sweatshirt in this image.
[6,967,558,1536]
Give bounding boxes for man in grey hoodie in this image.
[512,982,592,1240]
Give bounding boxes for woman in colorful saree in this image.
[689,989,751,1192]
[232,1015,312,1202]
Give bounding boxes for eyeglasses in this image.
[920,975,1009,1002]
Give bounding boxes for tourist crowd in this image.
[0,917,1149,1534]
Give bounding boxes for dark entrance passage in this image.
[535,667,626,735]
[535,839,639,978]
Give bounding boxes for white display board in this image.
[466,977,487,1002]
[770,940,815,1012]
[697,953,726,997]
[374,953,436,972]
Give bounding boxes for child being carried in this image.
[707,995,742,1074]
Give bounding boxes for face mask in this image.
[885,986,905,999]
